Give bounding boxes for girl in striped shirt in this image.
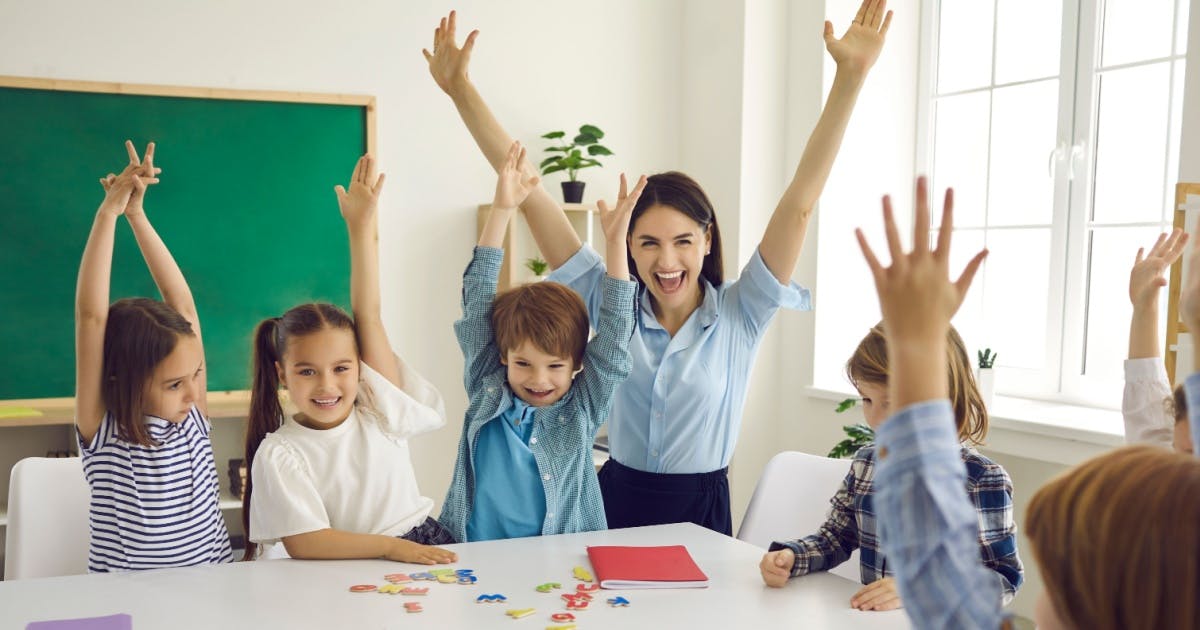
[75,141,233,572]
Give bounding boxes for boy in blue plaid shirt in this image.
[760,323,1023,611]
[439,142,643,542]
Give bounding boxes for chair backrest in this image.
[4,457,90,580]
[738,450,861,581]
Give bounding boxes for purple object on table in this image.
[26,613,132,630]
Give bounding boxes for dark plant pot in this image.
[561,180,585,203]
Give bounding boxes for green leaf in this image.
[539,156,561,169]
[562,154,582,168]
[574,133,598,145]
[541,164,568,176]
[835,398,858,413]
[569,149,582,159]
[579,124,604,139]
[587,145,614,156]
[541,131,566,139]
[545,146,570,153]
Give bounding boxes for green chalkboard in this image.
[0,79,372,400]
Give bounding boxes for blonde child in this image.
[76,140,233,571]
[759,324,1022,610]
[1123,229,1193,453]
[863,177,1200,629]
[438,142,640,541]
[242,156,456,563]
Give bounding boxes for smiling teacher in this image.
[424,0,893,534]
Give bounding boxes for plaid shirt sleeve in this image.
[875,400,1006,630]
[769,464,861,578]
[965,454,1024,604]
[572,275,637,427]
[453,247,505,397]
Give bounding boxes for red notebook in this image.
[586,545,709,589]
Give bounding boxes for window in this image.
[815,0,1189,408]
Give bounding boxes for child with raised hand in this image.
[1123,229,1192,453]
[76,140,233,572]
[243,155,457,564]
[438,142,640,542]
[862,179,1200,629]
[759,323,1022,610]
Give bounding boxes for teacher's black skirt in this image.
[597,458,732,536]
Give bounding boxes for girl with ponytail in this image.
[241,156,456,564]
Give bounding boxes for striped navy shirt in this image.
[79,406,232,572]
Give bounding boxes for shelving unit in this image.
[477,202,601,290]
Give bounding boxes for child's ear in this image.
[274,361,286,389]
[572,364,583,380]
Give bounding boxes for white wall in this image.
[0,0,682,521]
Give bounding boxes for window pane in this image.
[988,79,1059,226]
[933,92,991,227]
[937,0,995,93]
[1101,0,1175,66]
[981,229,1052,370]
[995,0,1062,84]
[1092,63,1171,224]
[1083,227,1166,380]
[944,229,988,367]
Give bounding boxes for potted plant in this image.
[540,124,613,203]
[976,348,997,407]
[827,398,876,459]
[525,257,549,282]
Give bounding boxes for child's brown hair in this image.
[1025,444,1200,629]
[846,322,989,445]
[491,281,589,367]
[101,297,196,447]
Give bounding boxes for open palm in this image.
[1129,229,1188,309]
[335,155,386,228]
[493,142,540,210]
[423,10,478,95]
[825,0,892,76]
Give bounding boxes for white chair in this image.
[4,457,90,580]
[738,450,861,581]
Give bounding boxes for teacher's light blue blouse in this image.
[549,245,810,474]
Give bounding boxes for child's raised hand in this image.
[824,0,892,77]
[850,577,903,611]
[335,155,386,229]
[492,141,540,211]
[758,548,795,588]
[1129,229,1188,311]
[599,173,648,246]
[385,539,458,565]
[422,10,479,97]
[98,140,160,217]
[856,176,987,347]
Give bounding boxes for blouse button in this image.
[543,474,552,481]
[530,437,538,445]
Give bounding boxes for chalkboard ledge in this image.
[0,390,263,427]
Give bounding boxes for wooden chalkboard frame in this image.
[1166,182,1200,384]
[0,75,376,426]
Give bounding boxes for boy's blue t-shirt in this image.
[466,398,545,541]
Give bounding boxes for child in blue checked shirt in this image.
[760,322,1023,611]
[439,142,643,542]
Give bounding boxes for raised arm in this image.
[119,142,210,416]
[1128,229,1188,359]
[479,142,540,249]
[424,10,582,267]
[76,142,159,443]
[859,178,1000,628]
[758,0,892,284]
[335,155,402,387]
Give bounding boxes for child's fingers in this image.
[373,172,387,196]
[335,184,347,201]
[618,173,628,199]
[463,30,479,54]
[360,155,373,185]
[350,155,364,184]
[597,199,611,215]
[143,141,155,173]
[881,196,905,267]
[880,10,893,36]
[856,228,884,279]
[627,175,649,206]
[524,175,540,189]
[124,139,140,166]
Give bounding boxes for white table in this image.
[1,523,910,629]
